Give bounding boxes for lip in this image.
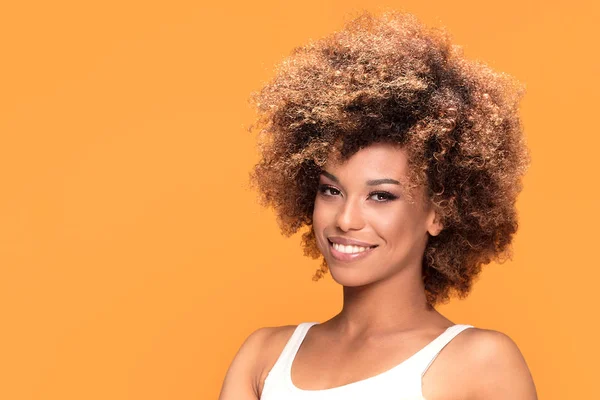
[327,238,378,262]
[328,236,377,247]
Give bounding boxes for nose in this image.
[336,196,365,232]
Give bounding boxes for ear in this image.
[426,209,444,237]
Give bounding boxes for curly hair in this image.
[248,10,530,307]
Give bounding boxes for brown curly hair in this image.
[248,10,530,307]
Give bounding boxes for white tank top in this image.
[260,322,474,400]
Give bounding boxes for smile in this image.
[328,239,377,262]
[331,242,371,253]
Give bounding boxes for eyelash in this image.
[317,184,399,202]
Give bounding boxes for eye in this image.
[368,191,398,202]
[318,184,341,197]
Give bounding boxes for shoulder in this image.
[237,323,299,356]
[256,324,300,363]
[250,324,300,362]
[239,324,300,377]
[255,324,300,392]
[455,327,538,400]
[219,324,298,400]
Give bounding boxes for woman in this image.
[219,10,537,400]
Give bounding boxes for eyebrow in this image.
[320,170,401,186]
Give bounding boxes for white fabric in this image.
[260,322,474,400]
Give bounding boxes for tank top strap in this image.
[267,322,319,376]
[411,324,474,377]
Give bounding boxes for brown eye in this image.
[368,191,398,202]
[318,184,341,196]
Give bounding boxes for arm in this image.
[467,330,538,400]
[218,327,272,400]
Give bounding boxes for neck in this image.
[331,265,441,336]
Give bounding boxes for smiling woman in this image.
[218,9,537,400]
[312,143,444,288]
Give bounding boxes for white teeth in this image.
[332,242,370,254]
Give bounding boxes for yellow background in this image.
[1,1,598,398]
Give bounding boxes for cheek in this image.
[312,199,333,251]
[368,207,419,244]
[366,206,399,230]
[312,198,328,227]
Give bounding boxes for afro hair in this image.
[249,10,530,307]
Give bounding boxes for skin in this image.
[218,143,538,400]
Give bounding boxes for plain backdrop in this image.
[1,0,598,399]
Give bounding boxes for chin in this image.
[327,262,379,287]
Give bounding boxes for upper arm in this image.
[466,330,538,400]
[218,327,273,400]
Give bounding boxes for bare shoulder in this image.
[449,327,538,400]
[255,324,299,395]
[218,324,299,400]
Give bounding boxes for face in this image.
[312,142,443,287]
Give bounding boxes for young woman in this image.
[219,10,537,400]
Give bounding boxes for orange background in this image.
[1,1,598,399]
